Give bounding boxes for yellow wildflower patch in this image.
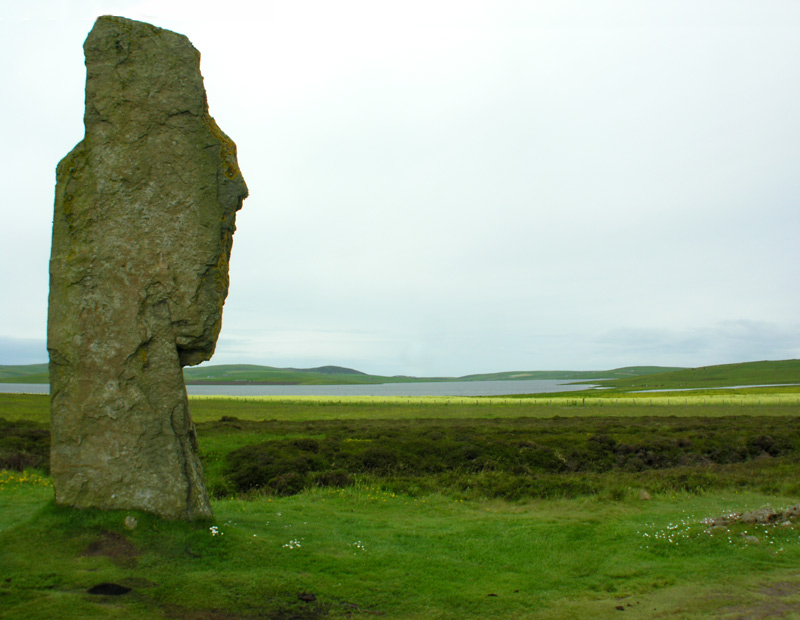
[0,470,52,490]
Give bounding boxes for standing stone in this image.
[48,16,247,519]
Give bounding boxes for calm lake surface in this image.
[0,379,599,397]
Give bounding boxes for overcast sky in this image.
[1,0,799,376]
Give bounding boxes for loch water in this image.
[0,379,599,397]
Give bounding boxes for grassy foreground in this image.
[2,393,800,619]
[3,481,800,619]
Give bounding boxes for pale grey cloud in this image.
[593,321,800,369]
[0,337,47,366]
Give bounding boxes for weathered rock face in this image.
[48,15,247,519]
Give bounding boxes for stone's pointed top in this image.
[86,14,197,58]
[83,14,206,126]
[93,14,173,34]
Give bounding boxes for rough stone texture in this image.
[48,15,247,519]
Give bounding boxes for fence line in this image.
[188,393,800,407]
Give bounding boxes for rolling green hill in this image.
[0,363,672,386]
[458,366,684,382]
[181,364,436,385]
[0,363,48,384]
[597,359,800,391]
[2,360,797,389]
[180,364,684,385]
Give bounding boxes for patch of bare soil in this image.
[164,594,391,620]
[80,530,139,568]
[716,576,800,619]
[164,596,332,620]
[165,608,329,620]
[165,610,253,620]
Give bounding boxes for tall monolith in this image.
[48,15,248,519]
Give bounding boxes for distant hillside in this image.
[301,365,367,375]
[2,360,796,389]
[0,363,384,386]
[0,363,48,384]
[459,366,684,382]
[597,359,800,391]
[181,364,425,385]
[181,364,679,385]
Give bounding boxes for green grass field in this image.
[2,388,800,619]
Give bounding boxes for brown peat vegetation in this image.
[2,384,800,619]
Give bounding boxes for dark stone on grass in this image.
[48,15,247,519]
[786,504,800,518]
[87,582,132,596]
[706,504,799,528]
[741,508,779,524]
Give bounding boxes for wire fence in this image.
[189,393,800,407]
